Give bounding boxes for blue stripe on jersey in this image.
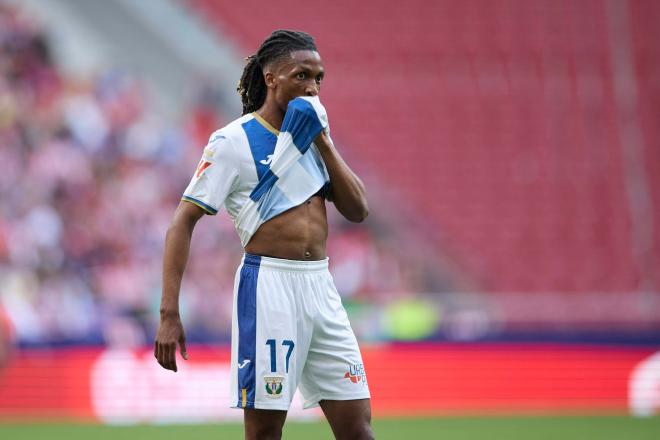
[251,148,327,207]
[241,118,277,181]
[284,98,324,153]
[247,98,324,203]
[249,169,278,202]
[236,255,260,408]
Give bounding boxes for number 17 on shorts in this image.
[263,339,294,398]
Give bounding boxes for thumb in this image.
[179,333,189,360]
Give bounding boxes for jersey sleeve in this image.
[182,132,239,215]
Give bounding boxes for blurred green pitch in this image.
[2,416,660,439]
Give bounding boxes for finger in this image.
[179,333,188,360]
[154,341,158,359]
[162,342,171,370]
[167,343,177,372]
[157,343,166,368]
[161,343,171,370]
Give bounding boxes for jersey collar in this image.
[252,112,280,136]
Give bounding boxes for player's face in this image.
[270,50,324,112]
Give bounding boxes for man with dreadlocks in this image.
[155,30,373,439]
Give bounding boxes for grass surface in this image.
[1,416,659,439]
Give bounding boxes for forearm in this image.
[160,224,193,316]
[316,134,369,222]
[160,203,203,316]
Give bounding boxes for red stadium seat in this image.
[187,0,660,294]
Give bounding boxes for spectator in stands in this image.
[0,306,12,368]
[0,5,429,349]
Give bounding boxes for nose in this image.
[305,82,319,96]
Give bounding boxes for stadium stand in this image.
[1,0,658,347]
[0,3,432,346]
[1,0,659,426]
[188,0,660,294]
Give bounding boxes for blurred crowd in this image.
[0,6,432,347]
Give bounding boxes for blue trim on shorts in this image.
[243,253,264,268]
[237,255,260,408]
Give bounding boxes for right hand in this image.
[154,313,188,372]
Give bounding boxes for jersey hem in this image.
[302,391,371,410]
[230,401,290,411]
[181,196,218,215]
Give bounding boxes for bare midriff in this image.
[244,195,328,261]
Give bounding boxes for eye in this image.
[296,72,307,80]
[315,75,323,84]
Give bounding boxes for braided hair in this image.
[237,30,317,115]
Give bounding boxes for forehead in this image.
[276,50,324,72]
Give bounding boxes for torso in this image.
[181,112,331,261]
[245,195,328,260]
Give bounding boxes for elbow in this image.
[166,220,183,237]
[347,204,369,223]
[165,223,175,240]
[334,191,369,222]
[166,218,194,242]
[352,211,369,223]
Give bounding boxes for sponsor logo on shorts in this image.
[237,359,251,369]
[344,363,367,385]
[264,376,284,398]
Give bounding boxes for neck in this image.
[256,100,285,131]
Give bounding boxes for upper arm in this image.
[174,199,206,228]
[181,132,239,215]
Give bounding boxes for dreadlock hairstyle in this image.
[237,30,317,115]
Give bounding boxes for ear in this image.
[264,70,276,89]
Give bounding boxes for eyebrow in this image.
[293,64,325,75]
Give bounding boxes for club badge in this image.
[264,376,284,398]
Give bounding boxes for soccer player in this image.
[155,30,374,439]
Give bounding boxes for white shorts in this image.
[229,253,370,411]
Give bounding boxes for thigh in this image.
[320,399,373,440]
[244,408,288,440]
[298,272,371,408]
[230,261,313,410]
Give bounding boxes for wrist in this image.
[314,130,332,149]
[160,308,180,319]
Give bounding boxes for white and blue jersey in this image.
[182,97,332,246]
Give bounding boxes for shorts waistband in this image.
[243,253,329,272]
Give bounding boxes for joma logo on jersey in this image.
[259,154,274,166]
[344,363,366,384]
